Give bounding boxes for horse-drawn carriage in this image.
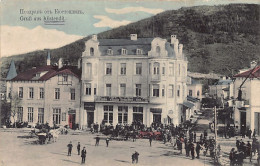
[138,131,162,140]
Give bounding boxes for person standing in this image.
[95,136,100,146]
[67,141,73,156]
[77,142,81,155]
[229,148,235,166]
[194,132,197,143]
[248,129,252,139]
[190,142,195,160]
[106,137,110,147]
[81,147,87,164]
[196,142,202,159]
[253,129,256,138]
[149,135,153,147]
[204,130,208,139]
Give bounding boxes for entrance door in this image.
[255,113,260,135]
[153,114,161,123]
[133,114,143,123]
[69,114,76,129]
[87,112,94,128]
[240,112,246,133]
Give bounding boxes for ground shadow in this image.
[114,159,131,163]
[62,159,80,164]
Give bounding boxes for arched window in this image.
[90,47,94,56]
[153,62,160,75]
[156,46,160,56]
[197,91,200,97]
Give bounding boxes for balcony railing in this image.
[95,96,149,103]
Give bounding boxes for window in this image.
[86,83,91,95]
[106,63,112,75]
[179,63,181,76]
[107,49,113,55]
[169,63,174,75]
[62,113,66,121]
[162,85,165,97]
[63,75,68,82]
[121,48,127,55]
[136,63,142,75]
[136,84,141,96]
[118,106,128,124]
[38,108,44,124]
[136,49,142,55]
[120,63,126,75]
[177,85,180,97]
[18,87,23,98]
[133,107,143,113]
[162,67,165,75]
[94,84,97,95]
[156,46,160,56]
[39,88,44,99]
[86,63,92,76]
[70,88,75,100]
[28,107,33,123]
[133,107,143,123]
[103,106,113,124]
[90,47,94,56]
[120,84,126,96]
[29,87,34,99]
[149,63,151,74]
[55,88,60,99]
[153,62,160,75]
[106,84,111,96]
[153,84,159,97]
[197,91,200,97]
[189,90,193,96]
[168,85,174,97]
[17,107,23,122]
[53,108,61,125]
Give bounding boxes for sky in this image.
[0,0,259,57]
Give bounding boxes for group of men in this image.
[67,141,87,164]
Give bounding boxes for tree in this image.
[0,99,11,126]
[10,93,22,128]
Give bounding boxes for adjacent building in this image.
[80,34,188,128]
[6,54,81,129]
[233,62,260,135]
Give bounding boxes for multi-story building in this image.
[209,77,233,99]
[187,76,203,100]
[80,34,188,128]
[6,54,81,128]
[233,62,260,135]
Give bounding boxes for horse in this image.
[48,129,59,142]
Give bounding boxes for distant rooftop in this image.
[234,66,260,78]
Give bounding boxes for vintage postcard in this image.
[0,0,259,166]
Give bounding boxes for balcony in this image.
[95,96,149,103]
[150,75,161,82]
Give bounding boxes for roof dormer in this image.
[107,49,113,55]
[136,48,143,55]
[121,48,127,55]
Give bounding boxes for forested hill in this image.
[1,4,259,78]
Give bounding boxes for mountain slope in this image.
[1,4,259,78]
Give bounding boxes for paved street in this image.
[0,129,212,166]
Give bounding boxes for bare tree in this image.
[10,93,22,128]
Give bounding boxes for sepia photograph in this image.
[0,0,259,165]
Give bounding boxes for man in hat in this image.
[67,141,73,156]
[81,147,87,164]
[95,136,100,146]
[77,142,81,155]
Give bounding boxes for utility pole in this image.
[214,106,218,164]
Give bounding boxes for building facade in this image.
[6,56,81,129]
[80,34,188,128]
[233,64,260,135]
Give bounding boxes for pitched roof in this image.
[233,66,260,78]
[11,65,81,81]
[6,60,17,80]
[98,38,176,57]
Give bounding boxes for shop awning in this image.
[150,108,162,113]
[182,102,194,108]
[84,102,95,111]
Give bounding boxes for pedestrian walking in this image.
[149,135,152,147]
[253,129,256,138]
[106,137,110,147]
[247,129,252,139]
[81,147,87,164]
[196,142,202,159]
[229,148,235,166]
[77,142,81,155]
[204,130,208,139]
[132,151,139,164]
[190,142,195,160]
[67,141,73,156]
[194,132,196,143]
[95,136,100,146]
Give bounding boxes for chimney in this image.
[171,35,177,44]
[58,58,63,69]
[130,34,137,40]
[178,44,183,56]
[47,51,51,65]
[222,76,226,80]
[92,34,97,41]
[78,58,81,69]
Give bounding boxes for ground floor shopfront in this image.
[79,102,182,129]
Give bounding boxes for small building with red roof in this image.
[232,61,260,136]
[6,54,81,129]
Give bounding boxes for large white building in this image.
[6,55,81,129]
[80,34,188,128]
[233,62,260,136]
